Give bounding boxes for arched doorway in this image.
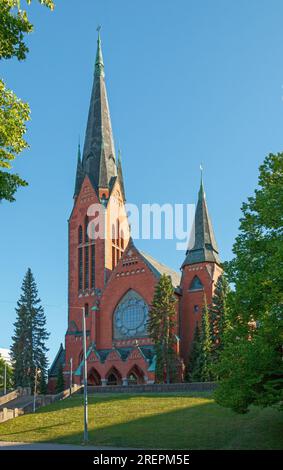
[106,367,122,386]
[127,365,145,385]
[87,368,101,386]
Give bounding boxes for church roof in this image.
[48,343,65,378]
[74,31,119,198]
[182,176,221,267]
[140,251,181,288]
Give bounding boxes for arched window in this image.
[113,290,149,340]
[78,247,83,290]
[84,215,89,242]
[189,276,203,291]
[84,303,89,317]
[78,225,83,244]
[91,244,95,288]
[84,245,89,289]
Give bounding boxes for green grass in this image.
[0,392,282,449]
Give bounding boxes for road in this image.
[0,441,130,450]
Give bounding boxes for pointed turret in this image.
[182,172,221,267]
[117,149,126,201]
[74,142,84,197]
[82,29,117,195]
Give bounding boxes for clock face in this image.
[113,290,148,339]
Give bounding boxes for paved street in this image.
[0,441,129,450]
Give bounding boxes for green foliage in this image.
[185,322,201,381]
[147,274,178,383]
[215,153,283,413]
[0,356,13,392]
[0,79,29,201]
[199,298,213,381]
[11,268,49,391]
[39,371,47,394]
[209,274,230,378]
[0,0,54,201]
[0,0,54,61]
[55,364,65,394]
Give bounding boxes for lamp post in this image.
[33,367,40,413]
[71,304,97,444]
[70,357,73,395]
[82,306,88,444]
[4,362,7,395]
[71,306,88,444]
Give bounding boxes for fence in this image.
[86,382,217,394]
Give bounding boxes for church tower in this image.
[65,31,130,373]
[179,174,223,362]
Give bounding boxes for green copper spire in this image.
[182,172,221,267]
[95,26,104,76]
[81,27,117,196]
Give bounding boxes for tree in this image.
[0,0,54,202]
[198,297,213,381]
[186,297,213,382]
[39,370,47,395]
[11,268,50,391]
[0,356,13,392]
[147,274,177,383]
[185,322,201,382]
[55,364,65,394]
[0,79,29,201]
[215,153,283,413]
[209,275,230,374]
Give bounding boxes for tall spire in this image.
[95,26,104,77]
[182,171,221,267]
[81,28,117,195]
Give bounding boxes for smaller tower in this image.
[180,172,222,362]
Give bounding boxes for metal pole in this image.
[82,307,88,443]
[33,367,38,413]
[70,357,73,395]
[4,362,7,395]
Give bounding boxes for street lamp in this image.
[72,305,97,444]
[4,362,7,396]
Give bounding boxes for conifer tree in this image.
[39,372,48,395]
[209,275,230,371]
[55,364,65,394]
[198,297,213,381]
[187,297,213,382]
[147,274,177,383]
[11,268,49,391]
[185,322,201,382]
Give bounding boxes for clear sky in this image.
[1,0,283,362]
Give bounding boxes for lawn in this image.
[0,392,282,449]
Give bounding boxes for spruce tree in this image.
[147,274,177,383]
[185,322,201,382]
[187,297,213,382]
[55,364,65,393]
[199,298,213,381]
[11,268,49,391]
[209,275,230,375]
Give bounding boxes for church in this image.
[48,33,222,391]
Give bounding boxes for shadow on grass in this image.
[36,391,212,414]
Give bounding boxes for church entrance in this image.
[106,367,122,386]
[87,368,101,386]
[127,365,145,385]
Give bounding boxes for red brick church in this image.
[48,33,222,391]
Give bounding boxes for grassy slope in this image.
[0,393,282,449]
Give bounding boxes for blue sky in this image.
[1,0,283,361]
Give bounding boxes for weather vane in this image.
[97,25,102,33]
